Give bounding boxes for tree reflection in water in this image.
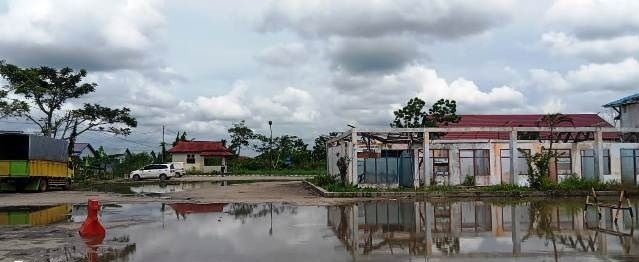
[226,203,298,223]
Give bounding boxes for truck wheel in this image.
[159,174,167,181]
[132,174,141,181]
[38,178,48,192]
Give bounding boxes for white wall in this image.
[621,103,639,128]
[341,139,639,187]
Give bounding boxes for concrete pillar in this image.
[595,128,605,181]
[413,146,420,188]
[351,129,358,185]
[423,131,431,186]
[511,204,521,256]
[351,204,359,258]
[509,130,517,185]
[424,201,433,258]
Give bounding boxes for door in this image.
[142,165,155,178]
[399,150,414,187]
[621,149,637,185]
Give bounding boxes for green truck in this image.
[0,133,73,192]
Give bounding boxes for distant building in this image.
[168,140,233,173]
[328,93,639,187]
[72,143,96,158]
[604,92,639,128]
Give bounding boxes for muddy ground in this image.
[1,176,360,262]
[0,177,360,207]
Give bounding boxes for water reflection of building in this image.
[327,201,639,260]
[0,204,71,226]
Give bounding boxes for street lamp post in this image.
[268,121,273,170]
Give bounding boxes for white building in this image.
[168,140,232,173]
[328,101,639,187]
[604,92,639,128]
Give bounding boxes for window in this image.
[621,149,639,185]
[544,149,572,176]
[500,149,530,182]
[143,165,154,170]
[186,154,196,164]
[580,149,610,180]
[459,149,490,177]
[204,156,222,166]
[431,149,450,181]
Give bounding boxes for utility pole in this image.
[161,125,165,163]
[269,120,273,170]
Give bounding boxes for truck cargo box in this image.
[0,134,68,162]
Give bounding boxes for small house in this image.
[72,143,96,158]
[168,140,233,173]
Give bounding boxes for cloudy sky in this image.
[1,0,638,153]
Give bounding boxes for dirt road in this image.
[0,178,358,207]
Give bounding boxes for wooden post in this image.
[595,128,604,181]
[423,131,431,187]
[509,129,517,185]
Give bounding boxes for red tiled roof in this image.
[168,141,232,155]
[439,114,614,140]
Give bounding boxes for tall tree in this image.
[390,97,459,128]
[172,131,190,147]
[228,120,254,156]
[391,97,429,128]
[429,99,460,126]
[0,61,137,154]
[312,135,329,161]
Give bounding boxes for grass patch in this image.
[185,168,323,176]
[308,174,632,194]
[230,169,323,176]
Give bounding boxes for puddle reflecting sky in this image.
[85,180,254,195]
[3,199,639,261]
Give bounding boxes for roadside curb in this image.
[302,181,627,198]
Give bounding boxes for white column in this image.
[424,201,433,258]
[511,204,521,256]
[351,129,358,185]
[595,128,605,181]
[509,130,517,185]
[413,146,420,188]
[423,131,431,187]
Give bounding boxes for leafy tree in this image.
[172,131,191,147]
[228,120,254,156]
[390,97,459,128]
[0,61,137,154]
[519,113,574,188]
[251,134,308,169]
[429,99,460,126]
[312,135,330,161]
[391,97,430,128]
[311,132,337,161]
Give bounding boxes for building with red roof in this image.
[327,94,639,188]
[168,140,232,173]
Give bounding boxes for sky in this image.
[0,0,638,154]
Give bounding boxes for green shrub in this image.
[310,174,336,186]
[462,176,475,186]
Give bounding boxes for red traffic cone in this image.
[79,198,106,237]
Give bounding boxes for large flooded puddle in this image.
[85,180,255,195]
[2,198,639,261]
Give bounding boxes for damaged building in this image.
[327,93,639,187]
